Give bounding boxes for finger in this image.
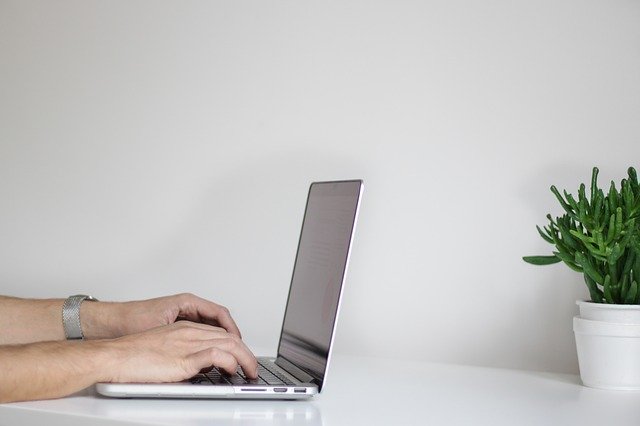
[201,336,258,379]
[187,347,239,376]
[178,294,243,338]
[207,305,242,339]
[172,320,227,334]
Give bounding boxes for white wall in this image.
[1,0,639,374]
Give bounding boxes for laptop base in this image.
[96,357,318,400]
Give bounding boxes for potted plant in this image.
[524,166,640,390]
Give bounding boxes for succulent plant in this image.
[524,167,640,304]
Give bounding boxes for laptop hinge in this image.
[275,356,316,384]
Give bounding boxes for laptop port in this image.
[273,388,288,393]
[294,388,307,393]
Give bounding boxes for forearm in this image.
[0,296,65,344]
[0,340,113,403]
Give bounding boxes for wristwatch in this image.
[62,294,98,340]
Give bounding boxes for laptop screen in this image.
[277,180,362,389]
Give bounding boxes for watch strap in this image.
[62,294,98,340]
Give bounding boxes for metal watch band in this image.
[62,294,98,340]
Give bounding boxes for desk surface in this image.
[2,354,640,426]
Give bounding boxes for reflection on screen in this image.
[278,181,361,382]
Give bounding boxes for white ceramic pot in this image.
[576,300,640,324]
[574,315,640,390]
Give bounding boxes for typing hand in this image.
[82,293,242,339]
[103,321,258,383]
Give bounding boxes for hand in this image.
[82,293,242,339]
[104,321,259,383]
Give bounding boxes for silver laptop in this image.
[96,180,363,399]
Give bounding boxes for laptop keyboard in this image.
[190,360,296,386]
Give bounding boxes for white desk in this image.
[2,354,640,426]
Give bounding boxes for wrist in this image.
[80,302,123,340]
[83,339,121,383]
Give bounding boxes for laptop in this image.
[96,179,363,399]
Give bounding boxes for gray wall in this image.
[1,0,639,374]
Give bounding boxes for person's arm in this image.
[0,296,66,344]
[0,293,241,345]
[0,321,258,403]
